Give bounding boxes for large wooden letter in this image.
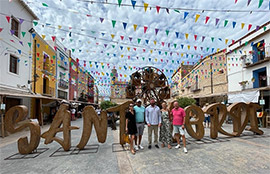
[41,104,79,151]
[185,105,205,140]
[107,101,133,145]
[77,106,108,149]
[246,103,264,135]
[5,105,40,154]
[205,103,233,139]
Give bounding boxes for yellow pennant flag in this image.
[241,23,245,29]
[45,45,49,49]
[155,58,157,62]
[187,45,190,50]
[90,64,93,67]
[69,58,71,62]
[195,14,200,22]
[101,63,104,65]
[244,51,246,54]
[121,55,124,58]
[127,47,130,51]
[181,53,184,57]
[154,40,157,45]
[150,50,153,54]
[217,48,220,52]
[42,35,46,39]
[144,3,148,12]
[225,39,228,45]
[111,34,115,39]
[257,43,260,47]
[124,74,127,77]
[119,67,122,70]
[185,33,189,39]
[101,72,104,76]
[133,24,137,31]
[58,25,62,29]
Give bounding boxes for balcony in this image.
[59,60,68,70]
[243,46,270,68]
[41,85,55,97]
[191,84,201,92]
[58,79,69,89]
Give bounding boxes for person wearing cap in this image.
[146,98,162,149]
[133,99,145,150]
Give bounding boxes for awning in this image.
[228,90,259,103]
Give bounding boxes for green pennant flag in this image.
[174,44,177,48]
[138,38,141,44]
[91,31,96,34]
[166,30,169,36]
[112,20,116,28]
[72,49,75,52]
[28,42,31,48]
[118,0,122,7]
[258,0,263,8]
[192,55,194,58]
[53,56,55,59]
[107,53,110,56]
[142,57,145,60]
[234,50,237,53]
[89,61,92,64]
[37,57,39,60]
[211,37,214,42]
[264,26,266,31]
[224,20,228,27]
[42,3,48,7]
[172,60,174,63]
[214,57,217,60]
[21,31,26,37]
[245,41,248,46]
[165,52,167,55]
[207,47,209,51]
[112,45,115,48]
[174,9,180,13]
[70,39,73,42]
[102,66,105,69]
[33,21,38,26]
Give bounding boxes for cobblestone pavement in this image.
[0,118,269,174]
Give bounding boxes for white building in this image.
[226,21,270,111]
[48,39,69,100]
[0,0,38,112]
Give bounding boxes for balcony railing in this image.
[191,84,201,92]
[243,46,270,67]
[58,79,69,89]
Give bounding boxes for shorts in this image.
[136,123,145,136]
[173,125,185,136]
[204,117,210,123]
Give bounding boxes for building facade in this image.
[0,0,38,114]
[48,39,69,100]
[69,53,78,101]
[226,22,270,110]
[180,50,228,105]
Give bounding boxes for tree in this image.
[100,101,118,110]
[176,97,196,108]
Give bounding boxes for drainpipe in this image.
[210,63,213,94]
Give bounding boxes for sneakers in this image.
[138,145,144,150]
[175,144,181,149]
[155,144,159,148]
[134,145,139,151]
[183,147,188,153]
[148,145,152,149]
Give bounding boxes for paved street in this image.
[0,118,270,174]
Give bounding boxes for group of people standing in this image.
[125,98,188,155]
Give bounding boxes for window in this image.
[11,17,19,37]
[252,40,265,63]
[9,55,18,74]
[58,90,67,99]
[195,75,199,89]
[253,67,267,88]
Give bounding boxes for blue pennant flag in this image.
[184,12,189,19]
[175,32,179,38]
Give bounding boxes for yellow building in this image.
[30,32,57,123]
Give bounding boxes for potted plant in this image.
[239,80,248,90]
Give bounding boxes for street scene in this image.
[0,0,270,174]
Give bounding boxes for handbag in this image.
[123,133,130,144]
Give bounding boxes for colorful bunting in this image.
[100,18,104,23]
[118,0,122,7]
[258,0,264,8]
[184,12,189,19]
[123,22,127,30]
[205,16,210,24]
[195,14,200,22]
[131,0,136,9]
[144,3,148,12]
[6,16,10,23]
[112,20,116,28]
[133,24,137,31]
[215,18,220,26]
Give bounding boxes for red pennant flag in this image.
[156,6,160,13]
[0,28,3,32]
[232,40,235,44]
[37,53,40,57]
[120,36,124,40]
[205,16,210,24]
[128,56,130,59]
[133,48,136,51]
[51,36,56,41]
[54,46,57,51]
[194,46,197,50]
[194,35,197,40]
[235,0,238,3]
[161,42,165,46]
[86,14,91,17]
[6,16,11,23]
[248,24,252,31]
[143,49,146,52]
[144,26,148,33]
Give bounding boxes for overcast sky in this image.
[25,0,270,96]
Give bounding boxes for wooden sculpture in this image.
[184,105,205,140]
[77,105,108,149]
[126,66,170,106]
[4,105,40,154]
[107,101,133,145]
[41,104,79,151]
